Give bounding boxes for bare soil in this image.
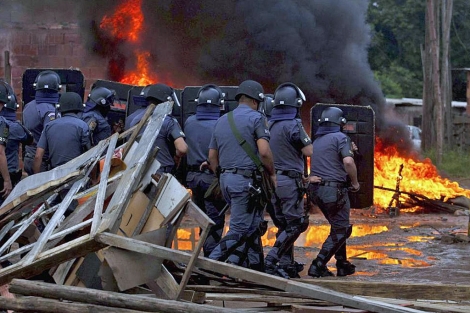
[292,210,470,285]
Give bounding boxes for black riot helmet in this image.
[4,93,19,111]
[142,83,174,103]
[89,87,115,108]
[0,81,12,104]
[235,80,265,102]
[318,106,347,126]
[258,93,274,118]
[34,70,62,91]
[195,84,225,106]
[57,92,84,114]
[274,82,306,108]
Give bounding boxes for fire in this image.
[100,0,143,43]
[100,0,171,86]
[374,138,470,208]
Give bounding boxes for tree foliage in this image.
[367,0,470,99]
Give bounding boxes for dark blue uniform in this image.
[37,113,90,168]
[208,104,269,270]
[81,107,111,146]
[184,110,226,257]
[0,116,9,203]
[125,108,146,131]
[22,92,59,174]
[3,118,31,185]
[308,128,354,276]
[129,114,185,174]
[264,115,311,277]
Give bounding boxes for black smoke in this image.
[16,0,412,150]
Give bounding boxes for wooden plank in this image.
[175,220,211,300]
[186,200,214,229]
[291,305,368,313]
[154,264,179,300]
[301,279,470,302]
[122,103,156,159]
[95,232,428,313]
[22,176,90,265]
[51,259,74,285]
[0,236,105,285]
[132,174,168,236]
[0,138,110,220]
[99,102,172,234]
[91,133,118,236]
[158,174,191,224]
[0,297,147,313]
[9,278,244,313]
[205,293,324,304]
[0,221,13,242]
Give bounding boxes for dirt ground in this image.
[287,176,470,285]
[290,209,470,285]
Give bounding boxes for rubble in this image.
[0,102,467,312]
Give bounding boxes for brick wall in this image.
[0,3,109,117]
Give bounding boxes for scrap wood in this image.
[301,280,470,302]
[290,304,369,312]
[0,296,151,313]
[95,232,429,313]
[374,186,466,213]
[363,297,470,313]
[98,102,172,234]
[0,138,110,222]
[8,278,245,313]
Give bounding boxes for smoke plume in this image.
[15,0,411,150]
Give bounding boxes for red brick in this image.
[46,33,64,45]
[58,44,74,56]
[12,31,32,45]
[38,45,48,56]
[64,33,81,44]
[21,45,39,56]
[47,45,58,56]
[32,33,47,45]
[12,55,39,68]
[88,67,108,80]
[11,67,25,78]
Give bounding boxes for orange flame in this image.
[100,0,143,43]
[100,0,170,86]
[374,137,470,208]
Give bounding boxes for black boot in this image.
[336,259,356,277]
[307,258,334,278]
[280,261,305,278]
[265,261,290,279]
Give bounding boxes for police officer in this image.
[82,87,115,146]
[207,79,276,271]
[33,92,90,173]
[127,83,187,174]
[0,82,33,189]
[0,83,12,199]
[23,70,61,175]
[264,83,315,278]
[184,84,227,256]
[307,106,360,277]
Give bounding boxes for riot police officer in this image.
[184,84,227,256]
[0,81,33,189]
[82,87,115,146]
[128,83,187,174]
[0,83,12,199]
[207,79,276,271]
[258,93,274,121]
[33,92,90,173]
[307,106,360,277]
[264,83,314,278]
[23,70,61,175]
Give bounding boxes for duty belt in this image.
[276,170,302,178]
[187,164,202,172]
[318,181,347,188]
[221,168,255,178]
[187,164,212,174]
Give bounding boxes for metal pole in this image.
[4,51,11,84]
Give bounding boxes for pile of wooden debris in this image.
[0,102,468,313]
